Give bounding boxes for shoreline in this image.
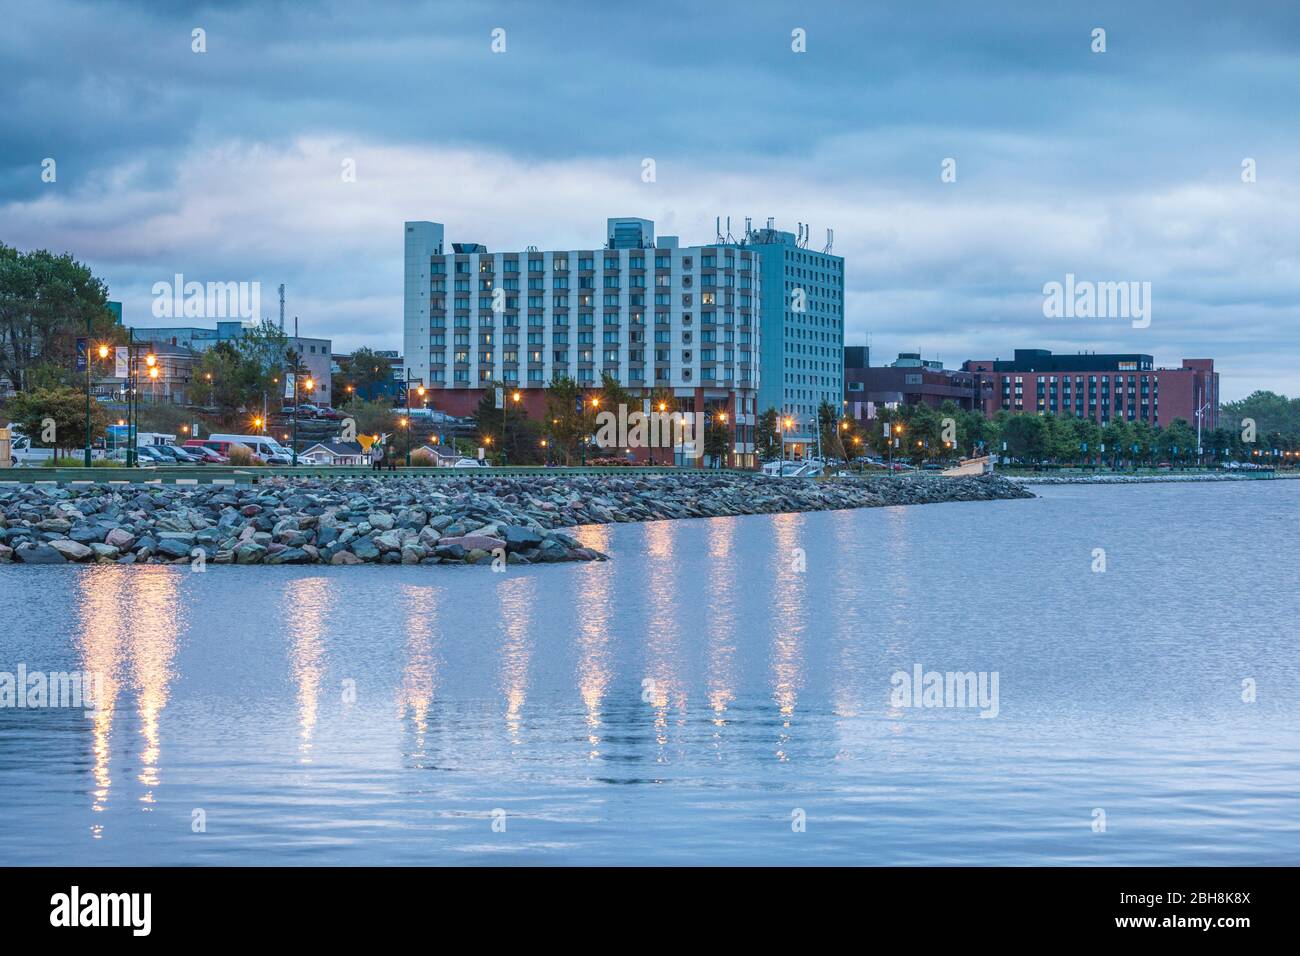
[0,473,1033,567]
[1006,472,1298,485]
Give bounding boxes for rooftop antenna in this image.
[278,283,285,331]
[725,216,734,244]
[744,216,752,238]
[822,227,834,254]
[767,216,775,231]
[715,216,724,244]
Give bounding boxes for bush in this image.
[410,449,436,467]
[44,457,124,467]
[226,443,256,466]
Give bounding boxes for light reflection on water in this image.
[1,481,1299,865]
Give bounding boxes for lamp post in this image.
[291,373,315,467]
[718,410,729,470]
[583,395,599,466]
[124,331,134,467]
[1194,399,1211,467]
[656,400,668,467]
[503,390,521,466]
[82,315,92,466]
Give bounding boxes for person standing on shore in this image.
[387,443,397,471]
[371,442,384,471]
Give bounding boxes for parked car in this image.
[135,445,173,465]
[452,458,485,468]
[183,445,230,464]
[153,444,204,464]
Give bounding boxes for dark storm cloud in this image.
[2,0,1298,397]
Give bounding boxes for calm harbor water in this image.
[1,481,1297,865]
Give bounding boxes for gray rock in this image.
[15,543,67,564]
[49,539,94,561]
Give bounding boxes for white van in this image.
[206,434,294,465]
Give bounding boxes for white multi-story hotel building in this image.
[403,217,760,466]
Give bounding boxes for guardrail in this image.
[0,464,754,485]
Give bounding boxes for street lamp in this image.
[502,389,522,465]
[83,342,113,466]
[290,373,314,467]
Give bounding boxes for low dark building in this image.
[845,349,989,420]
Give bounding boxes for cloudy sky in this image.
[3,0,1297,400]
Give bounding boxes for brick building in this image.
[961,349,1218,432]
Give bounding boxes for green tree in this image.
[755,407,780,461]
[475,381,535,464]
[5,385,107,457]
[1001,413,1047,464]
[189,342,260,426]
[1156,418,1196,465]
[0,245,117,392]
[341,347,393,400]
[1101,419,1133,468]
[545,375,585,464]
[348,397,399,440]
[704,414,730,467]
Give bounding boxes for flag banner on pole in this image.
[115,347,129,378]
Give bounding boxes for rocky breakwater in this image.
[0,473,1032,567]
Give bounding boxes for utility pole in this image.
[83,313,93,467]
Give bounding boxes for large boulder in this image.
[437,534,504,553]
[499,525,544,552]
[49,539,94,562]
[234,541,268,564]
[15,543,67,564]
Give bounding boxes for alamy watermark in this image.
[890,664,1000,718]
[1,664,105,711]
[151,274,261,320]
[1042,273,1151,329]
[593,404,705,460]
